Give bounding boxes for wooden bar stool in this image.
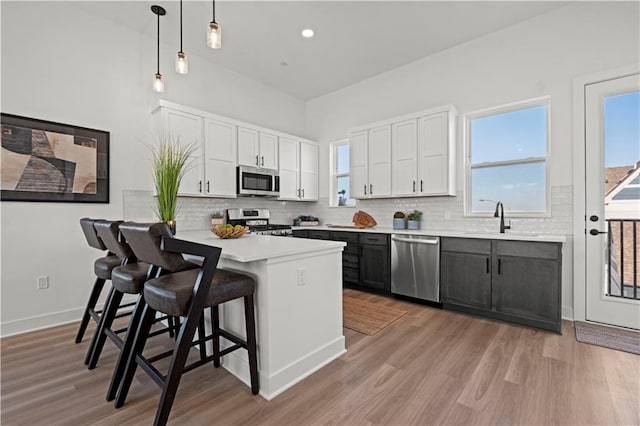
[87,220,197,370]
[76,218,130,344]
[112,223,259,426]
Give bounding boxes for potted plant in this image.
[150,136,196,235]
[393,211,406,229]
[211,212,224,226]
[407,210,422,230]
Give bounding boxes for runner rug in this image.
[575,321,640,355]
[343,296,407,336]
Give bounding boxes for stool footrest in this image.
[217,328,248,349]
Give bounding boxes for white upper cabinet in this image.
[204,119,236,197]
[349,126,392,199]
[299,142,318,201]
[392,119,418,196]
[238,127,278,170]
[158,108,204,196]
[418,112,454,196]
[350,104,456,199]
[278,137,318,201]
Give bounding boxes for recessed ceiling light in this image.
[301,29,314,38]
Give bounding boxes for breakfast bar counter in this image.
[176,230,347,400]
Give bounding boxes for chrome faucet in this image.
[493,202,511,233]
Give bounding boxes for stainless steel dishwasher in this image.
[391,234,440,302]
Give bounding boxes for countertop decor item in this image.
[407,210,422,230]
[353,211,377,227]
[151,135,196,235]
[211,211,224,226]
[294,215,320,226]
[211,224,248,239]
[393,211,406,230]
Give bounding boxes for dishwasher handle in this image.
[391,236,439,245]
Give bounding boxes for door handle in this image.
[255,155,259,166]
[498,258,502,274]
[369,184,373,195]
[198,180,202,193]
[261,156,264,166]
[297,188,301,198]
[206,181,210,193]
[420,180,423,192]
[589,229,607,236]
[301,188,305,198]
[486,257,490,274]
[364,185,367,195]
[413,180,416,192]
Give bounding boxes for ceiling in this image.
[76,1,568,101]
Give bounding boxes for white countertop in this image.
[293,225,567,243]
[176,230,346,263]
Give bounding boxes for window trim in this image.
[464,96,551,218]
[329,139,356,208]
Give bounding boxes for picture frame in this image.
[1,113,109,203]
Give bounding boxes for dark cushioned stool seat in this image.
[144,269,255,317]
[111,262,151,294]
[94,255,124,280]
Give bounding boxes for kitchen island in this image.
[176,230,346,400]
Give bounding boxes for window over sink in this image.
[465,97,550,216]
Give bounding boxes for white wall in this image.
[0,1,306,336]
[305,2,640,319]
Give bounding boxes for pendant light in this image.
[175,0,188,74]
[207,0,222,49]
[151,5,166,92]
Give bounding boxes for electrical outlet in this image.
[37,275,49,290]
[297,268,306,286]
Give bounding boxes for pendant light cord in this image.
[157,10,160,74]
[179,0,183,53]
[212,0,216,23]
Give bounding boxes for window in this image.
[330,139,356,207]
[465,98,550,216]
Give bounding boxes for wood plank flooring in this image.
[2,289,639,425]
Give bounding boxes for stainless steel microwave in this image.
[237,166,280,197]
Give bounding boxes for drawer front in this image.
[307,230,331,240]
[496,241,561,260]
[359,233,388,246]
[343,267,359,284]
[441,237,491,255]
[292,230,308,238]
[330,231,359,244]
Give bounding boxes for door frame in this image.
[572,63,640,323]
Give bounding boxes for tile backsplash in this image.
[123,185,573,235]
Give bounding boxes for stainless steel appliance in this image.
[237,166,279,197]
[391,234,440,303]
[227,208,292,236]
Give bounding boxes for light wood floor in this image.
[2,289,639,425]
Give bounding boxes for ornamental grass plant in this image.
[150,136,196,222]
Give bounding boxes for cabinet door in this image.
[392,119,418,196]
[203,119,236,197]
[237,127,259,167]
[350,130,368,198]
[360,243,390,291]
[259,132,278,170]
[441,251,492,310]
[299,142,318,200]
[163,108,203,196]
[418,113,450,195]
[494,256,560,324]
[368,125,392,197]
[278,137,300,200]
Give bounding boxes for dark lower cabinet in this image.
[293,229,391,293]
[359,237,390,292]
[442,237,562,334]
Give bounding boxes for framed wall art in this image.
[1,113,109,203]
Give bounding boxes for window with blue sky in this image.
[467,99,549,215]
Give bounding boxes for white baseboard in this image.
[562,305,574,321]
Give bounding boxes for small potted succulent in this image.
[211,212,224,226]
[407,210,422,230]
[393,211,406,229]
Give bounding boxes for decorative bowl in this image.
[210,225,249,239]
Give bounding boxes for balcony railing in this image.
[606,219,639,300]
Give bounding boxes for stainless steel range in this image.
[226,208,293,236]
